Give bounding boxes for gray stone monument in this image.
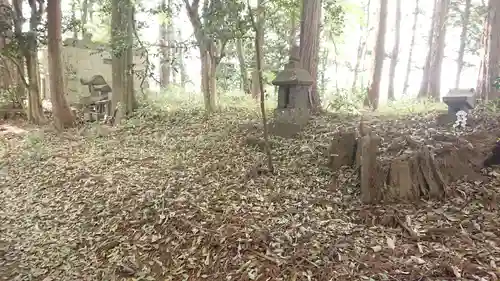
[270,45,313,134]
[442,88,475,115]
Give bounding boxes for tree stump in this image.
[328,130,486,203]
[360,134,381,203]
[327,131,357,171]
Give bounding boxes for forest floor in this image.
[2,105,500,281]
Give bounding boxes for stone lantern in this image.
[271,45,313,127]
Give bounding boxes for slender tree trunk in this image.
[71,0,78,39]
[184,0,219,112]
[159,0,171,87]
[455,0,471,88]
[402,0,419,96]
[319,48,329,95]
[387,0,401,101]
[299,0,322,111]
[476,17,488,99]
[248,4,273,173]
[82,0,89,38]
[250,0,265,99]
[367,0,388,109]
[288,8,298,47]
[418,0,439,98]
[428,0,450,99]
[352,0,371,92]
[235,38,250,94]
[179,34,187,88]
[125,5,136,113]
[47,0,75,129]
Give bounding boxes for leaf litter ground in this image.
[2,109,500,281]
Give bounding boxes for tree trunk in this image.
[248,4,273,173]
[23,0,45,124]
[125,5,136,113]
[235,38,250,94]
[402,0,419,96]
[319,48,329,96]
[250,0,265,99]
[0,0,17,105]
[82,0,89,37]
[418,0,439,98]
[288,8,298,47]
[427,0,450,99]
[299,0,322,111]
[111,0,131,123]
[179,35,187,88]
[351,0,371,92]
[47,0,75,129]
[477,0,500,100]
[11,0,25,106]
[159,0,171,88]
[88,0,95,22]
[455,0,471,88]
[200,45,216,111]
[387,0,401,101]
[184,0,219,112]
[71,0,78,39]
[367,0,388,110]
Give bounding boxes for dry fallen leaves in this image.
[1,108,500,280]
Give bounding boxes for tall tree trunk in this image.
[71,0,78,39]
[24,0,45,124]
[111,0,135,122]
[235,38,250,94]
[88,0,94,22]
[82,0,89,37]
[184,0,220,112]
[351,0,371,92]
[81,0,95,38]
[47,0,75,129]
[250,0,265,99]
[159,0,171,88]
[319,48,329,95]
[171,29,178,84]
[367,0,388,109]
[288,8,298,47]
[427,0,450,99]
[0,0,16,104]
[402,0,419,96]
[11,0,25,105]
[125,5,136,113]
[387,0,401,101]
[299,0,322,111]
[455,0,471,88]
[418,0,439,98]
[178,32,187,88]
[477,0,500,100]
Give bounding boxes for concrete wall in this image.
[39,38,148,104]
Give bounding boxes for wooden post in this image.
[360,134,381,203]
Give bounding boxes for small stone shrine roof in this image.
[272,45,313,86]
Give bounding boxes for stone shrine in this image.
[271,45,313,134]
[442,88,475,115]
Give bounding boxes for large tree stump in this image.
[328,128,486,203]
